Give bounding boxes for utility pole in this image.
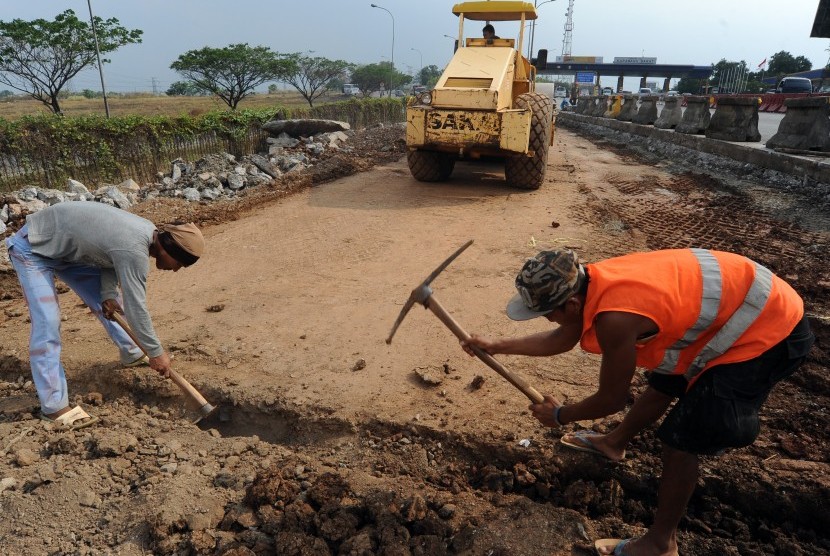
[86,0,110,118]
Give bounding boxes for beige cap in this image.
[158,222,204,266]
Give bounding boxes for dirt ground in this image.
[0,125,828,556]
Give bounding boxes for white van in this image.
[342,84,361,96]
[637,87,652,97]
[554,86,567,97]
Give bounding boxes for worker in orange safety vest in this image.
[462,248,814,556]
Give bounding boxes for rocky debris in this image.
[413,366,444,385]
[0,122,362,227]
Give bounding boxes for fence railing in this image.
[0,127,269,191]
[0,98,406,193]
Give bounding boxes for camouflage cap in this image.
[505,250,585,321]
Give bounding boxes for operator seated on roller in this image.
[461,248,813,556]
[482,23,500,40]
[5,201,205,430]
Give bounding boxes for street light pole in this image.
[371,3,395,97]
[411,47,423,84]
[528,0,556,61]
[86,0,110,118]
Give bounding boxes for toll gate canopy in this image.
[537,61,712,81]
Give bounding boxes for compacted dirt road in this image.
[0,126,827,555]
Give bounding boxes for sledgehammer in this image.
[386,240,545,404]
[111,312,217,424]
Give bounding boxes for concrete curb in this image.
[557,112,830,204]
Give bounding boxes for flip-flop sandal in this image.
[560,431,620,461]
[40,406,99,431]
[594,538,631,555]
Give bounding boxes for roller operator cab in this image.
[406,1,554,189]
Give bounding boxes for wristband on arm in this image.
[554,405,564,427]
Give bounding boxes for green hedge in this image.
[0,97,406,192]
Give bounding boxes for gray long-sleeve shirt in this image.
[26,202,164,357]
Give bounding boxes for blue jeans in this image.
[6,225,143,414]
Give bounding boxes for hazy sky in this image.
[3,0,827,93]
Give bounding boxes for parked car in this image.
[601,87,614,95]
[636,87,652,97]
[554,86,567,97]
[665,90,679,97]
[776,77,813,93]
[391,89,405,97]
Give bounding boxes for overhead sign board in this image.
[556,55,604,64]
[613,57,657,65]
[575,72,595,83]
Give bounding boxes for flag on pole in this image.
[757,58,767,69]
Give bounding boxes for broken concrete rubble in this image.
[0,121,356,225]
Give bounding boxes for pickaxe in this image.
[111,312,217,424]
[387,240,545,404]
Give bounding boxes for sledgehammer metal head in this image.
[386,239,474,344]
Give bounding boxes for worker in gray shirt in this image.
[5,201,205,429]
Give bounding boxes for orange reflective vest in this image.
[579,249,803,385]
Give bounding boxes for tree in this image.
[166,80,208,96]
[710,59,750,93]
[351,62,411,96]
[0,9,142,114]
[417,65,442,88]
[170,43,293,109]
[768,51,812,77]
[282,53,352,107]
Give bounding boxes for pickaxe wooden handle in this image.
[387,240,545,405]
[111,312,215,419]
[425,294,545,404]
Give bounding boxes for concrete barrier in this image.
[632,95,658,125]
[591,96,609,117]
[575,97,593,115]
[556,111,830,200]
[654,97,682,129]
[616,94,637,122]
[706,97,761,142]
[605,95,623,118]
[766,96,830,152]
[676,96,710,135]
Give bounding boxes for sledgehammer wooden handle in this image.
[425,296,545,404]
[111,312,214,412]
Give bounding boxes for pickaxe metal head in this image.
[386,240,474,344]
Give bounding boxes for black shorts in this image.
[647,316,814,455]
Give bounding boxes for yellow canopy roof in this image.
[452,1,538,21]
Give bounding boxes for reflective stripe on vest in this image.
[652,249,774,380]
[653,248,722,374]
[684,261,773,381]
